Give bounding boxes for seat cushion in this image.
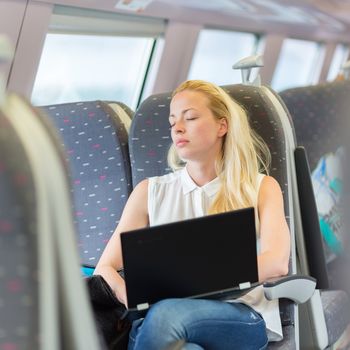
[321,289,350,345]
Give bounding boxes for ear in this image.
[218,118,228,137]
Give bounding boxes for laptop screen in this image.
[121,207,258,309]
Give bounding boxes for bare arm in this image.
[257,176,291,282]
[93,179,149,306]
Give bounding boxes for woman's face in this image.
[169,90,227,163]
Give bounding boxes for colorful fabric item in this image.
[311,147,345,263]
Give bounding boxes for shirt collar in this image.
[180,167,220,197]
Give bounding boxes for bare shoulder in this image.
[134,178,149,190]
[117,178,149,231]
[121,178,149,216]
[259,175,284,203]
[129,178,149,199]
[260,175,281,191]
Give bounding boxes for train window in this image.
[271,38,325,91]
[187,29,262,85]
[31,34,154,109]
[31,6,165,109]
[327,44,350,81]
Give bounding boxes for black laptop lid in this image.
[121,207,258,309]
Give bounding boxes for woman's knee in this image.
[141,299,187,333]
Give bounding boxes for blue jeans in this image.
[128,298,268,350]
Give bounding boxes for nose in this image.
[173,120,185,134]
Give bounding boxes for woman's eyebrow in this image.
[169,108,197,118]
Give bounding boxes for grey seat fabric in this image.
[280,82,349,287]
[39,100,133,270]
[321,289,350,345]
[129,93,172,187]
[280,81,349,170]
[129,84,300,348]
[280,82,350,349]
[0,107,40,350]
[0,94,104,349]
[223,85,296,349]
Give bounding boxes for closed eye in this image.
[168,116,175,128]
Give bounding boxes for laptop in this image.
[120,207,260,321]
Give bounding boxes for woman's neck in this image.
[186,163,217,187]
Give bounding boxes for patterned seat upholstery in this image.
[40,101,133,272]
[223,85,295,350]
[129,84,304,349]
[0,108,39,350]
[0,95,104,350]
[280,81,350,349]
[129,94,172,187]
[280,81,349,170]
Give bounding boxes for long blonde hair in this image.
[168,80,271,214]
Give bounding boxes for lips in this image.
[176,139,189,147]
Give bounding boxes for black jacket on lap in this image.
[85,274,131,350]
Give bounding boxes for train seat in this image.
[0,94,103,349]
[39,100,133,276]
[223,85,299,349]
[0,100,44,350]
[129,93,173,187]
[107,101,133,133]
[279,81,349,173]
[280,81,350,349]
[128,84,316,349]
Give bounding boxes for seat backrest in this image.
[40,100,133,271]
[279,82,350,348]
[0,107,42,350]
[107,101,133,133]
[224,85,297,350]
[279,81,350,171]
[280,82,350,278]
[129,84,298,349]
[0,94,104,349]
[129,93,172,187]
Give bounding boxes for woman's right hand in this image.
[115,279,128,308]
[93,266,128,307]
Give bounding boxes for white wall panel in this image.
[318,43,337,83]
[260,34,284,86]
[151,21,201,94]
[0,0,27,85]
[7,1,53,97]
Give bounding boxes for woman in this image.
[94,80,290,349]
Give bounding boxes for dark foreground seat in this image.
[0,94,104,349]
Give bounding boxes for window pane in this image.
[188,29,259,85]
[327,44,350,81]
[31,34,154,109]
[271,38,324,92]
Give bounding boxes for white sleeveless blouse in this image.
[148,167,283,342]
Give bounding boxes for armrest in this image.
[263,275,316,304]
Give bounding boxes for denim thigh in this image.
[128,298,268,350]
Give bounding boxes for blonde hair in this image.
[168,80,271,214]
